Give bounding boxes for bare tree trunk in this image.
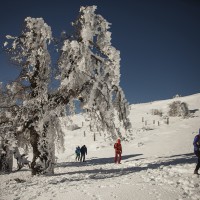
[43,129,55,175]
[0,146,13,173]
[30,129,41,175]
[30,127,55,175]
[45,141,55,175]
[6,148,13,172]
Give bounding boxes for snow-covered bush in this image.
[173,94,181,98]
[67,124,80,131]
[168,101,190,118]
[151,109,163,117]
[141,126,154,131]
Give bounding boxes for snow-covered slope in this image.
[1,93,200,200]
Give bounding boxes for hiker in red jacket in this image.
[114,138,122,164]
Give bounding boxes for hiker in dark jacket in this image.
[80,145,87,162]
[193,129,200,175]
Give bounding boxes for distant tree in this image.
[168,101,189,118]
[180,102,190,117]
[173,94,181,98]
[2,6,131,175]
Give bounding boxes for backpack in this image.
[193,135,200,151]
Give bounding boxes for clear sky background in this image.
[0,0,200,104]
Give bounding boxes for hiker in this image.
[75,146,81,161]
[114,138,122,164]
[80,145,87,162]
[193,129,200,175]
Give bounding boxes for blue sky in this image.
[0,0,200,104]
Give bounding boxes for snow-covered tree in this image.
[0,82,20,172]
[4,17,57,175]
[58,6,131,136]
[168,101,190,118]
[3,6,131,175]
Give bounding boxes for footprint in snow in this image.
[111,193,118,199]
[92,194,101,200]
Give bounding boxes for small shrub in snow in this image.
[138,142,144,147]
[141,126,154,131]
[67,124,80,131]
[168,101,190,118]
[173,94,181,98]
[151,109,163,117]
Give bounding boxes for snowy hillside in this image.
[1,93,200,200]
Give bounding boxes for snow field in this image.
[1,93,200,200]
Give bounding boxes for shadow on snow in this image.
[52,152,197,182]
[56,154,143,168]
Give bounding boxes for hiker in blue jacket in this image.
[75,146,81,161]
[193,129,200,175]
